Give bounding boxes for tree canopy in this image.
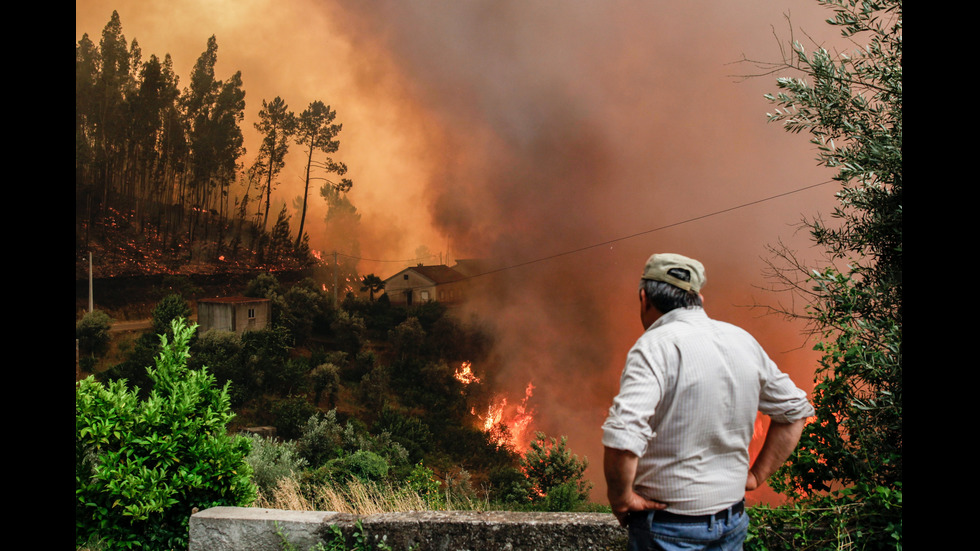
[750,0,901,547]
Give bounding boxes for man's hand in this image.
[609,489,666,527]
[745,469,761,491]
[604,446,667,527]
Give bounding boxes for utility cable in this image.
[328,179,833,285]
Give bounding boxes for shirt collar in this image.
[648,306,706,331]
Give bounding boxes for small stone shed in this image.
[197,296,270,335]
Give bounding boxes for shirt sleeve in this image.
[757,354,815,423]
[601,344,666,457]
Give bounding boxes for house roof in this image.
[385,265,466,285]
[198,296,270,304]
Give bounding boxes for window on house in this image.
[248,308,255,319]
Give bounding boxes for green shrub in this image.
[336,450,390,483]
[151,294,191,337]
[76,309,113,358]
[297,411,346,468]
[245,435,308,499]
[273,396,319,441]
[521,432,591,510]
[76,318,256,549]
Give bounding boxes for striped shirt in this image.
[602,307,814,515]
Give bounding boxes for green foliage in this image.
[324,520,394,551]
[240,325,294,399]
[311,363,342,408]
[759,0,901,547]
[336,450,390,483]
[520,432,591,510]
[246,435,308,500]
[190,329,245,402]
[246,273,282,299]
[331,309,367,356]
[276,519,393,551]
[280,278,333,345]
[76,318,256,549]
[98,332,160,397]
[746,483,902,550]
[151,294,192,337]
[297,410,346,468]
[388,317,426,359]
[272,396,319,441]
[77,310,113,358]
[406,462,443,508]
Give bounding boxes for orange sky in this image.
[77,0,848,503]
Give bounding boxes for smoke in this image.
[327,0,836,499]
[77,0,841,501]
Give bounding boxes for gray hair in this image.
[640,278,702,314]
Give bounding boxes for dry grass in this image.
[254,477,488,514]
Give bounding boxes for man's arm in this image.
[745,418,807,491]
[604,446,666,526]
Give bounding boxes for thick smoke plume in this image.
[331,0,836,498]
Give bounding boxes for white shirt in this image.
[602,307,814,515]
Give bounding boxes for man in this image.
[602,253,814,550]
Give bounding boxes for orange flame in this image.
[454,361,481,385]
[479,382,535,453]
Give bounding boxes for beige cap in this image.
[641,253,706,293]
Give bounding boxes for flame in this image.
[479,382,535,453]
[454,361,481,385]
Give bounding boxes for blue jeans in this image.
[626,502,749,551]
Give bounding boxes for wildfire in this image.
[454,361,481,385]
[455,361,537,453]
[481,382,536,453]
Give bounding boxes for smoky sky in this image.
[77,0,845,502]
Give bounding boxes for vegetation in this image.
[81,274,595,549]
[76,11,357,277]
[77,310,113,372]
[748,0,902,548]
[76,319,256,549]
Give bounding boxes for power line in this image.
[326,179,833,282]
[469,179,833,280]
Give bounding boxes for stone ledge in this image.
[189,508,628,551]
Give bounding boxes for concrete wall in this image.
[190,507,628,551]
[198,300,270,334]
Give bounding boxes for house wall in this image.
[384,272,437,305]
[384,271,469,305]
[198,301,270,334]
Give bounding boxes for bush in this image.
[245,435,308,500]
[272,396,319,441]
[151,294,191,337]
[76,310,113,358]
[521,432,591,509]
[76,318,256,549]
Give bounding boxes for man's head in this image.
[638,253,705,327]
